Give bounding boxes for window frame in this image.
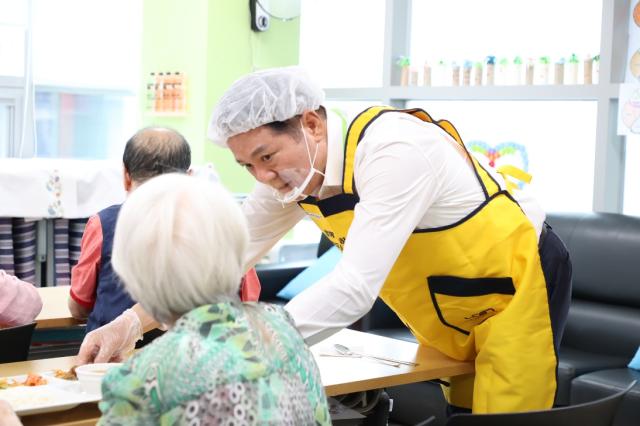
[0,76,26,157]
[318,0,627,213]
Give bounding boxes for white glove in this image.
[77,308,143,364]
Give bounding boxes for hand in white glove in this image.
[77,308,143,364]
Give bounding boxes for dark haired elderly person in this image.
[96,174,330,425]
[68,127,261,355]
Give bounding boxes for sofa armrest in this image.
[255,260,314,303]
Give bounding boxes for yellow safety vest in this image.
[298,106,557,413]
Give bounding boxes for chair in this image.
[0,322,37,363]
[443,381,636,426]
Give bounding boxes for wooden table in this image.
[1,329,473,425]
[35,286,81,329]
[312,329,474,396]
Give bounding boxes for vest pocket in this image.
[427,276,516,335]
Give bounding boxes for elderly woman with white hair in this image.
[97,174,330,425]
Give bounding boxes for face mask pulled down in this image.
[273,122,324,205]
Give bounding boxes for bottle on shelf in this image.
[554,58,565,85]
[435,59,447,86]
[451,62,460,86]
[155,72,165,112]
[583,55,593,85]
[485,56,495,86]
[173,72,184,112]
[592,54,600,84]
[397,56,410,86]
[566,53,579,85]
[410,67,419,86]
[462,61,472,86]
[497,57,509,85]
[146,72,155,112]
[423,61,432,86]
[163,71,174,112]
[525,58,535,85]
[512,56,523,85]
[473,61,483,86]
[536,56,550,85]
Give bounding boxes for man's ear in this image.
[123,168,133,192]
[301,109,326,141]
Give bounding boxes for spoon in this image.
[334,344,405,367]
[334,344,419,366]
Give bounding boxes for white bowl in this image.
[75,363,122,396]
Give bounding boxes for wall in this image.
[141,0,299,193]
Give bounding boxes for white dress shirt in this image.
[242,109,545,344]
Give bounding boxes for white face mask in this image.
[273,121,324,204]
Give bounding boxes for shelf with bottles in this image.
[145,71,188,116]
[325,53,614,103]
[396,54,600,89]
[325,83,616,103]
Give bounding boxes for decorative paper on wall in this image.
[618,84,640,135]
[625,1,640,83]
[467,141,529,189]
[617,2,640,135]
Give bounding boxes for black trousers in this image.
[447,223,573,416]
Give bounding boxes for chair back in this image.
[0,322,37,363]
[445,381,636,426]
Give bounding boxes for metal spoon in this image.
[333,344,401,367]
[334,344,419,367]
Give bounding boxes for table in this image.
[1,329,473,425]
[312,329,474,396]
[35,286,81,329]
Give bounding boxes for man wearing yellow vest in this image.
[207,66,572,414]
[78,66,572,414]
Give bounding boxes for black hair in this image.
[122,127,191,183]
[264,106,327,138]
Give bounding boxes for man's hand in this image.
[76,309,143,364]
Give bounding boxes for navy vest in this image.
[86,204,135,332]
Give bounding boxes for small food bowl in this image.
[75,363,122,395]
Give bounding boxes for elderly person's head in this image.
[122,127,191,191]
[111,174,247,325]
[208,66,328,203]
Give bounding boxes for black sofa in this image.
[256,212,640,425]
[255,234,334,304]
[549,213,640,426]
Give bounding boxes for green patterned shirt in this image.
[98,301,331,425]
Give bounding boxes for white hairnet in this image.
[208,66,325,147]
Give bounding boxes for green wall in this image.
[141,0,300,193]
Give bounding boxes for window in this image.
[0,0,26,77]
[299,0,385,88]
[35,91,138,158]
[0,101,13,156]
[324,100,383,121]
[407,100,598,213]
[0,0,142,159]
[32,0,141,90]
[410,0,602,80]
[31,0,142,159]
